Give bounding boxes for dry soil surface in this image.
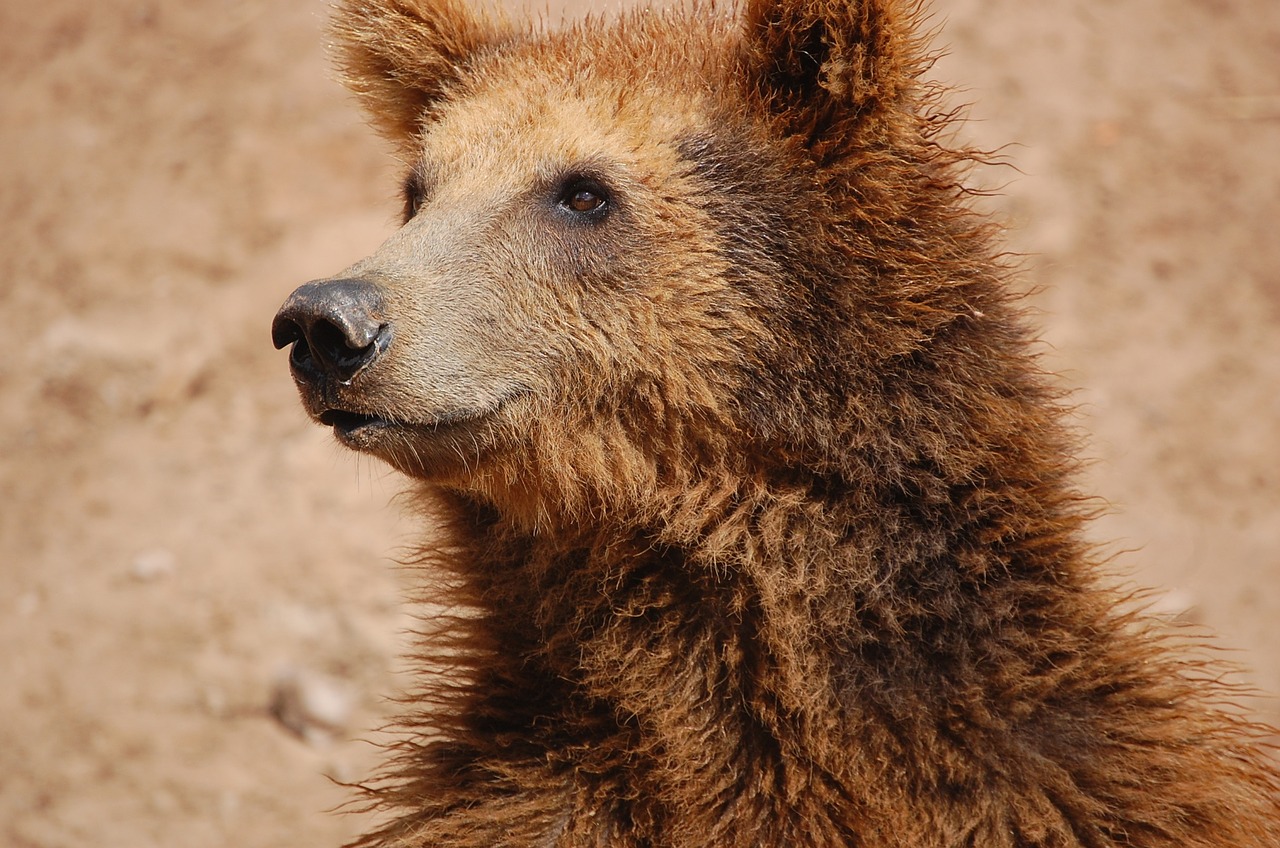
[2,1,1278,846]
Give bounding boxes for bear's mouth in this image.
[318,409,389,439]
[315,404,499,449]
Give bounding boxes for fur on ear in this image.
[332,0,511,148]
[741,0,928,144]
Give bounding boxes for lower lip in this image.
[318,406,499,448]
[318,410,387,440]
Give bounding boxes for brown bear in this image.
[271,0,1280,845]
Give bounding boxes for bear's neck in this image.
[425,440,1108,790]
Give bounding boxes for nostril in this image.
[288,335,316,372]
[310,318,381,377]
[271,315,304,350]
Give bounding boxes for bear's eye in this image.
[567,188,604,213]
[558,178,609,215]
[402,166,433,222]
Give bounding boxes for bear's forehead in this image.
[417,37,729,187]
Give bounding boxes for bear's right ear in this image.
[332,0,510,149]
[740,0,925,146]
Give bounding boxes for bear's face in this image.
[274,38,769,491]
[274,0,938,517]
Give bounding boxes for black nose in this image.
[272,279,390,383]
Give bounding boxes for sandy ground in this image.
[1,0,1277,845]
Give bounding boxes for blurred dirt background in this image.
[1,0,1277,845]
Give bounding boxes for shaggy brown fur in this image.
[271,0,1280,845]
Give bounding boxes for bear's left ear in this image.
[332,0,512,150]
[741,0,925,144]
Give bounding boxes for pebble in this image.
[131,548,177,581]
[269,665,355,746]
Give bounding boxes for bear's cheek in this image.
[360,293,544,420]
[372,239,639,407]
